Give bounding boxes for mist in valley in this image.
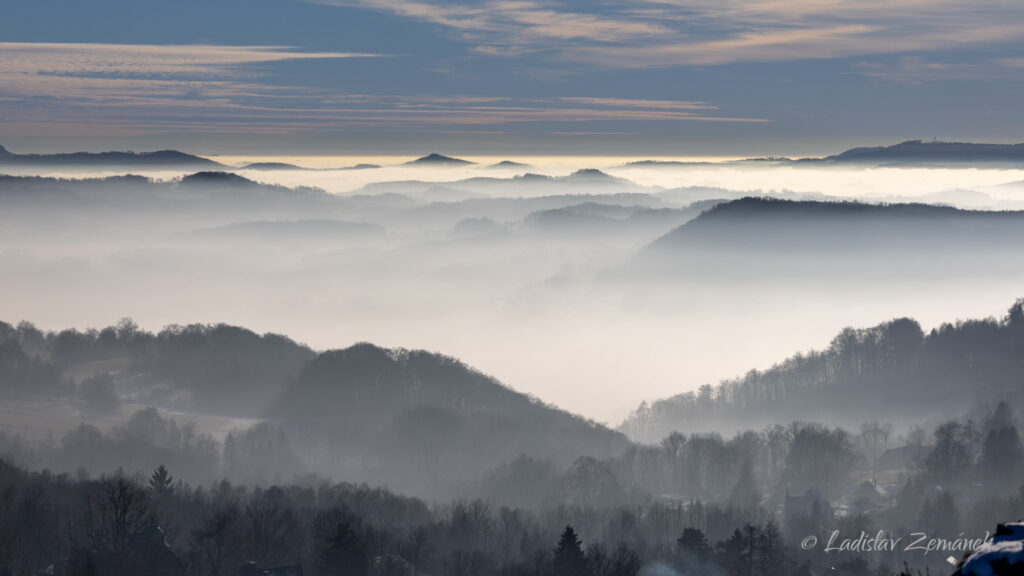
[3,147,1024,576]
[5,155,1024,423]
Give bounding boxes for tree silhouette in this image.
[553,525,587,576]
[148,464,175,500]
[676,527,711,569]
[321,518,368,576]
[757,520,787,576]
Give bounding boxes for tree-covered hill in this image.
[0,320,630,496]
[277,343,630,495]
[621,300,1024,441]
[648,197,1024,253]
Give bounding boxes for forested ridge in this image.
[622,300,1024,441]
[0,319,626,495]
[648,197,1024,253]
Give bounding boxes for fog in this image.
[4,156,1024,426]
[5,150,1024,576]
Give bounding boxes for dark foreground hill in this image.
[277,343,630,494]
[0,320,629,497]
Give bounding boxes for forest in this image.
[622,299,1024,440]
[2,303,1024,575]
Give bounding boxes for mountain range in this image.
[5,141,1024,172]
[808,140,1024,166]
[0,147,224,168]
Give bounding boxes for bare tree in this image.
[189,500,242,576]
[87,475,157,576]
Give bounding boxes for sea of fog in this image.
[5,154,1024,200]
[3,156,1024,424]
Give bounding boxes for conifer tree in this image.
[553,525,587,576]
[148,464,175,500]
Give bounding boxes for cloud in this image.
[557,98,717,111]
[0,42,763,139]
[853,56,1014,85]
[0,42,373,105]
[320,0,1024,67]
[566,23,1024,67]
[0,42,372,78]
[317,0,672,48]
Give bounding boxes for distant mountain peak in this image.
[146,149,203,159]
[179,171,257,186]
[240,162,304,170]
[406,153,475,166]
[513,173,553,182]
[566,168,617,181]
[0,145,11,156]
[489,160,529,169]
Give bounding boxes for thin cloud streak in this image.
[2,98,768,128]
[317,0,672,46]
[0,42,376,103]
[566,23,1024,67]
[320,0,1024,67]
[852,56,1024,85]
[557,97,717,111]
[0,43,763,136]
[0,42,375,77]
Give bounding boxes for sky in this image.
[2,0,1024,154]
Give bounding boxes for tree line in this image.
[623,300,1024,441]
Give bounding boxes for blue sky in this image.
[2,0,1024,154]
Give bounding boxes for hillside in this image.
[649,197,1024,252]
[0,320,629,497]
[0,172,348,237]
[277,343,630,495]
[632,198,1024,285]
[812,140,1024,165]
[0,321,316,416]
[0,146,224,168]
[620,300,1024,441]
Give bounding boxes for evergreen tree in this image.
[717,526,755,576]
[148,464,175,500]
[553,525,587,576]
[757,520,787,576]
[676,527,710,565]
